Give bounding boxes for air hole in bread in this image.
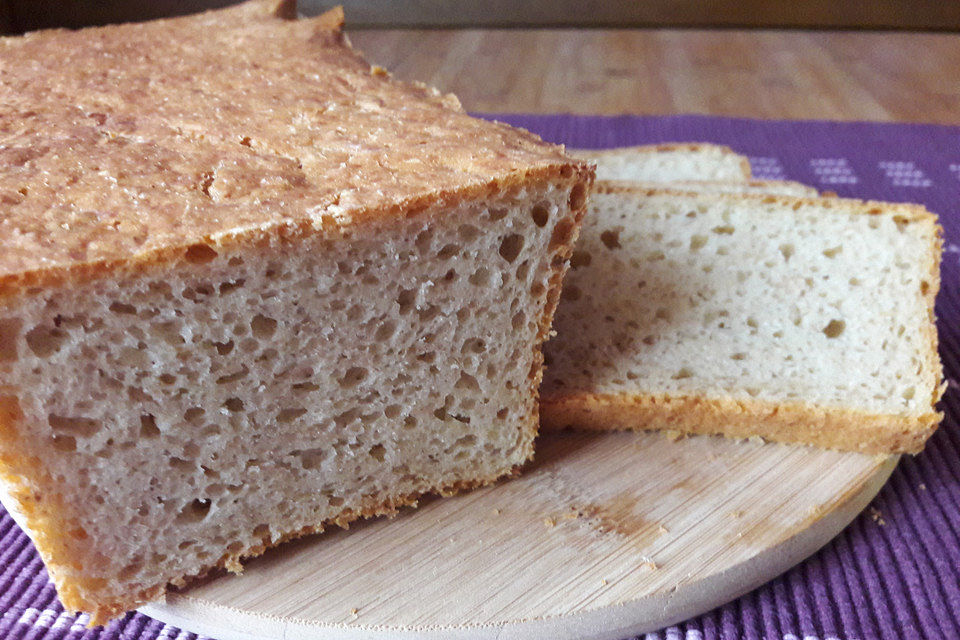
[397,288,416,313]
[531,203,550,227]
[549,217,576,250]
[368,444,386,462]
[212,340,234,356]
[600,229,621,250]
[223,397,244,412]
[568,183,587,209]
[458,223,482,241]
[176,499,211,524]
[334,408,360,428]
[219,279,245,295]
[109,302,137,315]
[779,244,795,261]
[183,244,218,264]
[499,234,525,263]
[823,246,842,258]
[712,225,735,235]
[277,408,307,423]
[48,414,100,438]
[438,244,460,260]
[169,457,193,472]
[461,337,485,355]
[646,250,666,262]
[150,321,184,346]
[293,448,326,470]
[250,314,277,339]
[26,325,66,358]
[570,250,592,268]
[418,305,440,322]
[823,319,846,338]
[217,366,249,385]
[414,228,433,254]
[383,404,402,419]
[291,381,319,393]
[455,372,481,392]
[689,235,708,250]
[51,434,77,452]
[140,414,160,438]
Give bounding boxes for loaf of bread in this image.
[541,183,943,454]
[0,0,592,623]
[573,143,752,182]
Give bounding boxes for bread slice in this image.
[607,178,818,197]
[0,1,592,624]
[572,143,752,182]
[541,184,943,454]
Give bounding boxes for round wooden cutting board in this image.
[141,431,896,640]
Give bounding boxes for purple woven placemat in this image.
[2,114,959,640]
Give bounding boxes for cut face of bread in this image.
[572,143,752,182]
[542,184,943,454]
[0,0,591,624]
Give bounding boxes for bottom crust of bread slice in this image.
[541,183,943,454]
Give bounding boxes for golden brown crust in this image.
[594,181,941,225]
[0,1,583,300]
[540,391,942,455]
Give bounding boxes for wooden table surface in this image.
[350,29,960,124]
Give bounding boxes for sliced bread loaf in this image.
[0,1,592,623]
[541,184,943,454]
[572,143,752,182]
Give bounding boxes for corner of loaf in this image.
[0,0,593,625]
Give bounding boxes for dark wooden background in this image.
[3,0,960,31]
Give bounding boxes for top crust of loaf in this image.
[572,143,752,179]
[0,0,590,299]
[595,181,939,225]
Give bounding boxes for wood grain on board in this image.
[350,29,960,124]
[143,431,895,639]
